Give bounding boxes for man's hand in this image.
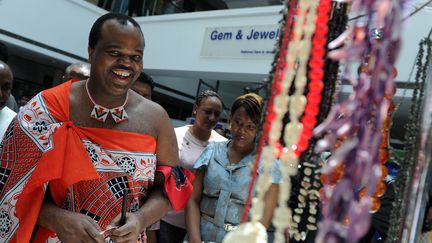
[53,210,104,243]
[108,212,143,243]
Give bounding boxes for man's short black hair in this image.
[89,13,144,49]
[136,72,155,91]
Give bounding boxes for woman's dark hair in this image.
[195,90,222,106]
[230,93,263,125]
[89,13,144,49]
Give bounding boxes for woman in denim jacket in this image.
[186,93,280,243]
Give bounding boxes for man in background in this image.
[0,42,19,112]
[0,60,16,139]
[62,62,91,82]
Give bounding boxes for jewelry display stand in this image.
[224,0,430,241]
[398,59,432,243]
[385,37,432,243]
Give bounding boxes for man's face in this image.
[131,82,152,100]
[0,63,13,110]
[88,20,144,96]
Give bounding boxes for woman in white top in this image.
[157,90,227,243]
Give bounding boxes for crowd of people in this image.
[0,13,278,243]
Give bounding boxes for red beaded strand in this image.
[290,0,332,238]
[294,0,331,156]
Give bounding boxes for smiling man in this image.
[0,13,193,243]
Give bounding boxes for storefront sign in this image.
[201,25,279,59]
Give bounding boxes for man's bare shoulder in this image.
[129,92,166,117]
[128,92,171,137]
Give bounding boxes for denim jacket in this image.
[194,141,281,242]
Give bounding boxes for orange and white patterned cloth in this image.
[0,81,160,242]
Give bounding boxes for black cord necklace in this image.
[386,37,432,243]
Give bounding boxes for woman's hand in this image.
[108,212,144,243]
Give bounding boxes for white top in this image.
[0,106,16,141]
[161,125,227,229]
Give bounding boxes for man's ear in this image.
[88,47,94,63]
